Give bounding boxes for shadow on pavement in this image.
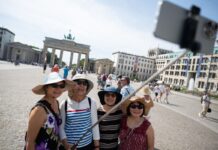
[206,117,218,123]
[162,103,179,107]
[154,148,160,150]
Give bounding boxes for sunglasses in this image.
[74,80,88,86]
[130,104,144,109]
[49,83,65,89]
[105,93,116,98]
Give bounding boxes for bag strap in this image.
[37,100,60,123]
[88,97,92,108]
[126,88,130,95]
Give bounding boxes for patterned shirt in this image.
[119,116,151,150]
[25,100,61,150]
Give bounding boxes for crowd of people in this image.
[24,69,159,150]
[26,66,214,150]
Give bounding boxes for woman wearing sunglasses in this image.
[97,86,123,150]
[119,96,154,150]
[24,72,71,150]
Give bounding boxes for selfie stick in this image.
[71,50,189,150]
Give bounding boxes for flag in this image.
[185,56,190,77]
[196,54,203,78]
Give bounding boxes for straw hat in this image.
[32,72,71,95]
[98,86,122,105]
[71,74,93,94]
[122,96,146,115]
[139,86,151,95]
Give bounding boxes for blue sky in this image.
[0,0,217,64]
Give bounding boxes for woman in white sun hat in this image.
[24,72,71,150]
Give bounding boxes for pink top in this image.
[119,116,151,150]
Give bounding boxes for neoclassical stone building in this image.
[0,27,15,59]
[112,51,155,81]
[94,58,114,75]
[4,42,41,64]
[42,37,90,69]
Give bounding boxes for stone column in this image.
[50,48,56,67]
[41,46,48,64]
[98,63,103,74]
[76,53,81,69]
[6,46,11,60]
[69,52,74,69]
[59,50,63,67]
[83,53,89,71]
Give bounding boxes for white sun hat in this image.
[71,74,94,94]
[32,72,72,95]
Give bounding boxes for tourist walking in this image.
[43,63,47,73]
[24,72,71,150]
[120,76,135,99]
[59,74,100,150]
[164,85,171,104]
[158,83,165,102]
[105,75,113,87]
[119,96,154,150]
[52,64,60,73]
[97,74,102,89]
[153,85,160,102]
[97,86,123,150]
[63,65,69,79]
[199,91,211,118]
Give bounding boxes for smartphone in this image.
[154,1,218,54]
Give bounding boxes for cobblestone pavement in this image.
[0,63,218,150]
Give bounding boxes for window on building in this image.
[210,83,214,90]
[198,82,201,88]
[174,79,178,84]
[201,82,204,88]
[217,83,218,91]
[193,59,196,64]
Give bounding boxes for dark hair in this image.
[126,102,145,117]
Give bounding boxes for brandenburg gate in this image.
[42,37,90,70]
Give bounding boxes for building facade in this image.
[0,27,15,59]
[148,48,173,59]
[5,42,41,64]
[154,47,218,93]
[112,51,155,81]
[94,58,114,75]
